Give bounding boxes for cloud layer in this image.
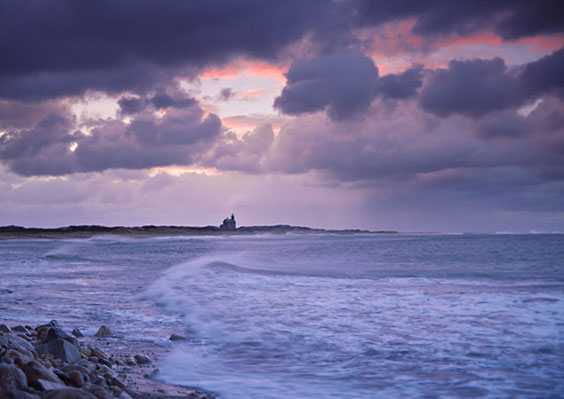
[1,1,564,231]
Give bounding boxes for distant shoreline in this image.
[0,224,397,240]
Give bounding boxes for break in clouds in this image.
[1,0,564,229]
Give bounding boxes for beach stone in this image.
[0,363,28,392]
[53,369,71,385]
[119,392,132,399]
[86,386,112,399]
[104,374,125,389]
[3,348,34,366]
[36,327,50,343]
[45,328,78,348]
[61,365,92,381]
[89,349,106,360]
[41,387,97,399]
[78,349,91,358]
[70,330,83,339]
[36,339,81,364]
[12,326,29,334]
[36,378,66,391]
[0,325,12,334]
[6,334,34,353]
[133,354,151,365]
[169,334,186,341]
[67,371,85,388]
[94,327,113,338]
[21,360,64,390]
[123,357,135,366]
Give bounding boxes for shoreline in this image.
[0,319,216,399]
[0,224,397,240]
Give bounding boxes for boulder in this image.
[67,371,85,388]
[11,326,29,334]
[21,360,64,390]
[70,330,83,339]
[169,334,186,341]
[133,354,151,365]
[5,334,34,353]
[85,386,112,399]
[60,365,92,381]
[45,328,78,348]
[0,325,12,334]
[35,378,66,391]
[36,339,81,364]
[40,387,97,399]
[3,348,34,366]
[89,349,106,360]
[0,363,28,392]
[94,327,113,338]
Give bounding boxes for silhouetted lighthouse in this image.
[220,214,236,230]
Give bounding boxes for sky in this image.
[1,0,564,233]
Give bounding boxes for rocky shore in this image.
[0,321,215,399]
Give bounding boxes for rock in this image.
[3,348,34,366]
[94,327,113,338]
[36,339,81,364]
[21,360,64,390]
[78,349,91,358]
[45,328,78,348]
[35,378,66,391]
[97,358,111,368]
[11,326,29,334]
[87,357,98,364]
[0,363,28,392]
[70,330,83,339]
[0,325,12,333]
[85,386,112,399]
[60,365,92,382]
[41,387,97,399]
[53,369,71,385]
[119,391,132,399]
[169,334,186,341]
[5,334,34,353]
[36,327,50,343]
[89,349,106,360]
[133,354,151,365]
[122,357,135,366]
[105,375,125,389]
[67,371,85,388]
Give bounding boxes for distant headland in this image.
[0,218,396,240]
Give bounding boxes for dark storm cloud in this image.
[0,0,334,101]
[1,1,561,102]
[118,93,197,115]
[520,47,564,99]
[150,93,196,110]
[353,0,564,40]
[374,66,424,100]
[0,102,221,176]
[274,51,424,119]
[419,57,520,117]
[274,50,379,119]
[419,47,564,118]
[117,96,146,115]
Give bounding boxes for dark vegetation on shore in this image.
[0,225,397,239]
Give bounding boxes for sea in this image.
[1,233,563,398]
